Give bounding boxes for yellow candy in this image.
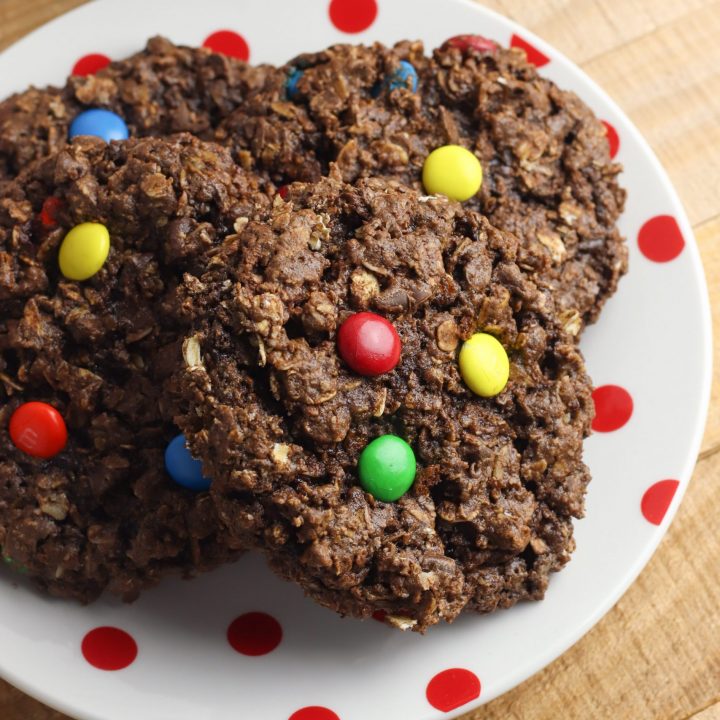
[58,222,110,281]
[459,333,509,397]
[422,145,483,202]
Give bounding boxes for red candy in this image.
[441,34,498,54]
[9,402,68,458]
[40,196,63,229]
[277,184,289,200]
[337,312,401,376]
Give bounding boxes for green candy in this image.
[3,555,27,574]
[358,434,416,502]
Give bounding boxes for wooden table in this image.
[1,0,719,718]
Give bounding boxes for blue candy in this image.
[286,68,304,100]
[384,60,418,93]
[69,109,129,142]
[164,434,212,491]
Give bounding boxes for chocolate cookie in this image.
[0,36,266,189]
[1,37,626,328]
[170,177,594,631]
[0,134,269,601]
[217,39,627,327]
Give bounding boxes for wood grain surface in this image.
[0,1,719,718]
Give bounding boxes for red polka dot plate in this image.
[0,1,711,719]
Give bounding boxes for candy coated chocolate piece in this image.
[384,60,418,92]
[165,434,212,491]
[40,196,62,229]
[286,68,304,99]
[58,222,110,281]
[422,145,483,202]
[337,312,401,376]
[69,108,129,142]
[358,435,416,502]
[9,402,67,459]
[458,333,509,397]
[441,34,499,54]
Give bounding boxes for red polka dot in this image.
[638,215,685,263]
[71,53,111,77]
[329,0,378,34]
[602,121,620,159]
[510,34,550,67]
[203,30,250,61]
[641,479,679,525]
[371,610,387,623]
[426,668,481,712]
[289,707,340,720]
[227,612,282,656]
[81,627,137,671]
[591,385,633,432]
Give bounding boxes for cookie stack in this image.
[0,35,625,631]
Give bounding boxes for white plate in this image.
[0,1,711,719]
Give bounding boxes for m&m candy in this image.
[441,34,499,54]
[9,402,68,459]
[69,109,129,142]
[337,312,401,376]
[358,435,416,502]
[458,333,509,397]
[286,68,304,99]
[383,60,418,93]
[58,222,110,281]
[40,196,63,229]
[422,145,483,202]
[3,556,28,574]
[165,434,212,491]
